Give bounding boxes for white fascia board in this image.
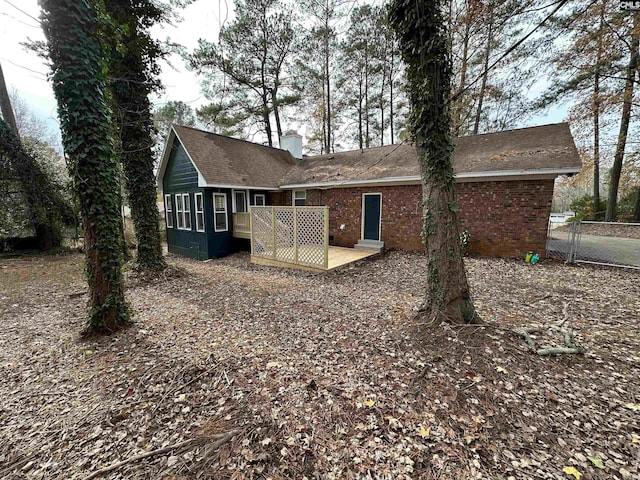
[200,183,277,191]
[455,167,580,181]
[155,128,176,189]
[279,167,580,189]
[280,176,422,189]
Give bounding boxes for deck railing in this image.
[250,206,329,269]
[233,212,251,237]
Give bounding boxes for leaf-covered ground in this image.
[0,251,638,479]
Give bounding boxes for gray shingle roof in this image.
[170,122,581,188]
[172,125,296,188]
[280,123,581,185]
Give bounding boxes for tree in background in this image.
[41,0,130,332]
[389,0,475,324]
[449,0,539,136]
[0,63,72,250]
[189,0,298,147]
[299,0,351,153]
[103,0,166,271]
[537,0,619,219]
[154,100,196,139]
[606,12,639,221]
[0,118,73,250]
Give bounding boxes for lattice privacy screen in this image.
[251,206,328,268]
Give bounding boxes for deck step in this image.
[354,239,384,253]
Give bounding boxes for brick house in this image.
[157,123,581,260]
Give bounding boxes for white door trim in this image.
[361,192,382,241]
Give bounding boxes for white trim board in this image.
[279,167,580,189]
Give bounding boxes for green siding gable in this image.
[163,139,198,192]
[163,139,208,259]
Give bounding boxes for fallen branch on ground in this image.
[82,429,240,480]
[517,302,585,356]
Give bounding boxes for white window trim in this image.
[292,189,306,206]
[164,194,173,228]
[361,192,382,241]
[182,193,192,231]
[175,194,184,230]
[254,193,266,206]
[213,192,228,232]
[194,192,205,232]
[232,189,249,213]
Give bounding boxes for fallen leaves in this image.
[563,466,582,479]
[0,252,639,479]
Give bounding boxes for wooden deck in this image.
[251,246,378,272]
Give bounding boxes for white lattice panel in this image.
[274,209,295,263]
[296,208,326,267]
[251,207,274,256]
[251,206,328,269]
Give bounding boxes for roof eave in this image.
[279,167,581,189]
[199,183,279,191]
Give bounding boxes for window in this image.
[293,190,306,206]
[254,194,266,206]
[195,193,205,232]
[233,190,248,213]
[182,193,192,230]
[175,194,184,230]
[213,193,228,232]
[164,194,173,228]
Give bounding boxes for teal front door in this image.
[362,193,381,241]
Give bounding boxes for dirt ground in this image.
[1,251,639,479]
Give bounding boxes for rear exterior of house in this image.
[157,123,582,261]
[270,180,554,258]
[158,126,293,259]
[162,139,276,259]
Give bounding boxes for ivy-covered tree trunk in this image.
[0,119,69,251]
[390,0,475,324]
[41,0,130,332]
[104,0,166,271]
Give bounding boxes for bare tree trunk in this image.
[389,51,395,144]
[606,13,639,222]
[364,40,370,149]
[358,76,363,149]
[593,3,605,217]
[453,19,471,137]
[272,82,283,142]
[634,187,640,222]
[593,70,601,216]
[473,8,493,135]
[0,61,19,137]
[324,2,332,154]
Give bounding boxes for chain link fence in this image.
[546,220,640,269]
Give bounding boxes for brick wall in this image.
[270,179,554,258]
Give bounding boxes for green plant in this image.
[459,230,470,255]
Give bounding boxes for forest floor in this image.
[1,250,639,480]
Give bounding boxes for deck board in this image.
[251,246,378,272]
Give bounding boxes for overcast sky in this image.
[0,0,566,151]
[0,0,224,142]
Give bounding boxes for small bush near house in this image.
[459,230,470,255]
